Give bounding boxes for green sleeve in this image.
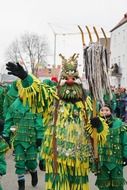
[21,74,34,88]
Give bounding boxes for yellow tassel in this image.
[83,183,89,190]
[86,118,109,145]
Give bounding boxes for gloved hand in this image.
[2,135,11,148]
[36,138,42,148]
[90,117,102,129]
[39,159,46,171]
[6,62,27,80]
[123,157,127,166]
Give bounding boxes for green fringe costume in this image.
[0,85,10,190]
[3,97,43,175]
[11,71,109,190]
[0,137,9,190]
[91,116,127,190]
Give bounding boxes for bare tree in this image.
[5,32,49,75]
[6,40,22,62]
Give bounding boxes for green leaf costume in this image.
[0,85,10,190]
[10,54,109,190]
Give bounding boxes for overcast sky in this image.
[0,0,127,70]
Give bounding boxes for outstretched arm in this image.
[6,62,28,80]
[6,62,58,114]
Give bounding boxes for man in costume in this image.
[3,87,43,190]
[90,104,127,190]
[0,120,9,190]
[5,57,108,190]
[0,85,10,190]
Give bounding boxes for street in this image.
[2,150,127,190]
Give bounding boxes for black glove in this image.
[6,62,27,80]
[123,157,127,166]
[36,138,42,148]
[90,117,102,129]
[39,159,46,171]
[2,135,11,148]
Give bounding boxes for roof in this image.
[110,13,127,32]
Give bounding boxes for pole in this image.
[54,33,57,67]
[48,23,57,67]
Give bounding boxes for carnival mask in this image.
[58,54,84,102]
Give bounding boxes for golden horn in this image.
[71,54,79,62]
[59,54,65,60]
[101,27,108,47]
[93,26,99,42]
[74,53,79,60]
[71,53,76,59]
[78,25,85,46]
[86,26,93,43]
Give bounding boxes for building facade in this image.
[110,13,127,87]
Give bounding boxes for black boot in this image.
[30,171,38,187]
[18,179,25,190]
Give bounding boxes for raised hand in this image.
[90,117,102,129]
[6,62,27,80]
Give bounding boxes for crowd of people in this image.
[0,56,126,190]
[109,86,127,122]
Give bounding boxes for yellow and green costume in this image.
[13,72,108,190]
[5,55,109,190]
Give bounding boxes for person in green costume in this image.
[2,96,43,190]
[0,120,9,190]
[5,58,108,190]
[90,104,127,190]
[3,81,19,157]
[0,85,10,190]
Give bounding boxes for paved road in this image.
[2,150,127,190]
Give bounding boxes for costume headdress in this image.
[58,53,83,102]
[59,54,80,81]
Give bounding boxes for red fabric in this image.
[51,76,58,83]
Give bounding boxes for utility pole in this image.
[48,23,57,67]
